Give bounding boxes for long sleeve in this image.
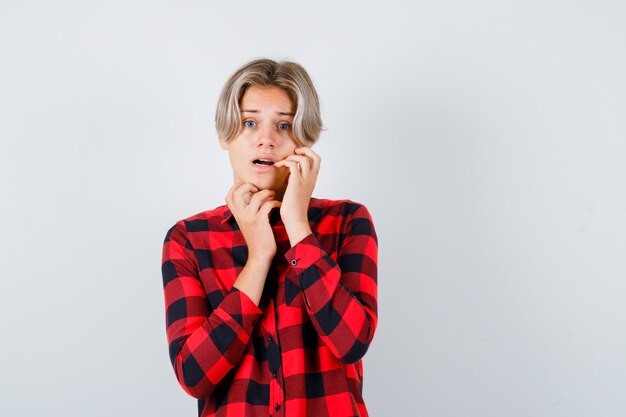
[283,202,378,364]
[161,221,263,399]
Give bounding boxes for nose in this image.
[255,123,277,148]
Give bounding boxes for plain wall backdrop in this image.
[1,0,625,416]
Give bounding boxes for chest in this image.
[194,220,342,311]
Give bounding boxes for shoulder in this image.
[311,198,373,220]
[163,205,229,241]
[312,198,377,245]
[310,198,375,239]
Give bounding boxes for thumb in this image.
[260,200,282,216]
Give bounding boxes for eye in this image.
[244,120,256,128]
[278,123,291,131]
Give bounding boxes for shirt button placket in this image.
[267,333,284,416]
[265,298,284,417]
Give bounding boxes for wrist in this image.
[235,257,272,306]
[247,252,274,265]
[284,221,312,247]
[281,212,308,225]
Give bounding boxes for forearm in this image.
[163,222,264,399]
[168,286,262,398]
[294,254,377,363]
[232,256,272,306]
[284,220,312,247]
[285,231,378,364]
[172,258,271,397]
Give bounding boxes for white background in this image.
[1,1,625,416]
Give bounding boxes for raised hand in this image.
[274,147,321,246]
[225,183,282,261]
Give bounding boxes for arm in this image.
[276,147,378,363]
[161,221,263,399]
[283,202,378,364]
[162,185,279,398]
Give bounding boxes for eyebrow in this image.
[241,109,295,116]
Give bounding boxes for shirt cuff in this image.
[212,286,263,335]
[284,233,327,273]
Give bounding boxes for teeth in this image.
[254,158,274,166]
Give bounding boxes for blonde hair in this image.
[215,58,323,147]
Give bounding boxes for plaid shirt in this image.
[161,198,378,417]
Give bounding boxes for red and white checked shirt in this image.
[161,198,378,417]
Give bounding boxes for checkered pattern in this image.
[161,198,378,417]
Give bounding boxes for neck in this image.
[274,183,288,201]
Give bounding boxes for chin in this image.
[242,180,271,192]
[259,182,284,192]
[248,175,285,191]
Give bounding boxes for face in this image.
[220,85,298,198]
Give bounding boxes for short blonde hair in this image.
[215,58,323,147]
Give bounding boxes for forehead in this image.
[240,86,294,112]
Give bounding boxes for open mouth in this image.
[253,158,275,166]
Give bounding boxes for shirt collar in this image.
[219,197,321,225]
[221,206,234,224]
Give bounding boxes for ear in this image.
[219,137,229,150]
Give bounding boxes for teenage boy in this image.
[161,58,378,417]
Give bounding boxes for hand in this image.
[225,183,282,261]
[274,147,321,245]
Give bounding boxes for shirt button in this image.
[268,335,273,343]
[275,404,281,411]
[272,371,278,378]
[291,259,297,266]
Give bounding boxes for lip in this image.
[252,153,277,163]
[251,153,277,173]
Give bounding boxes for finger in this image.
[232,183,258,209]
[226,182,240,202]
[232,184,256,209]
[280,155,311,174]
[225,182,242,210]
[295,147,321,173]
[228,182,252,201]
[259,200,282,217]
[247,189,275,213]
[274,159,301,179]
